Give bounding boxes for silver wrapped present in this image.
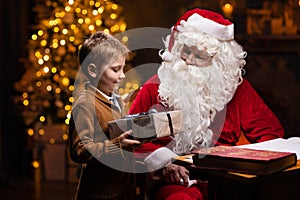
[108,110,182,141]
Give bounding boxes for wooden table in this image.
[173,155,300,200]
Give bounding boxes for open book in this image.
[237,137,300,160]
[173,138,299,175]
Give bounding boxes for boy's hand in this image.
[118,130,141,150]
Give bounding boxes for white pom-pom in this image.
[161,51,174,62]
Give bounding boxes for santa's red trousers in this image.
[154,181,208,200]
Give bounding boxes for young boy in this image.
[69,31,141,200]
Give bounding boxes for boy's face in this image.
[97,55,126,96]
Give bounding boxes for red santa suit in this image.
[129,74,284,154]
[128,8,285,200]
[128,74,284,200]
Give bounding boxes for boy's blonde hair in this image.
[79,31,129,78]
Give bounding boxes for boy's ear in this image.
[87,63,97,78]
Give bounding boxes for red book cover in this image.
[192,146,297,175]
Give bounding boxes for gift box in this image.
[108,110,182,141]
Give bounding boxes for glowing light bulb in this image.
[27,128,34,136]
[49,138,55,144]
[110,13,117,19]
[43,66,50,73]
[38,129,45,135]
[62,77,70,86]
[222,3,234,18]
[39,116,46,122]
[62,133,68,140]
[32,34,38,40]
[23,99,29,106]
[32,161,40,168]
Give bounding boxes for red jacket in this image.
[129,74,284,154]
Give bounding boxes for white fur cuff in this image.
[144,147,178,171]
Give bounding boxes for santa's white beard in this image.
[158,57,239,154]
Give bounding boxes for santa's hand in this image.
[180,177,198,187]
[162,163,190,186]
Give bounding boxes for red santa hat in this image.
[167,8,234,53]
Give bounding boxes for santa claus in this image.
[129,8,284,200]
[157,8,247,154]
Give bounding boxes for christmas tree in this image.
[13,0,129,174]
[15,0,127,131]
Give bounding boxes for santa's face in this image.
[180,45,213,68]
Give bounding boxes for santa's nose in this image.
[184,54,194,65]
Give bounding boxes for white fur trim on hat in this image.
[144,147,178,171]
[179,13,234,41]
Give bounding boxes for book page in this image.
[175,154,193,164]
[237,137,300,160]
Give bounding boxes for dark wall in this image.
[0,0,33,177]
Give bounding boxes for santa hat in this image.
[166,8,234,56]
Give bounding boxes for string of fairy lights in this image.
[14,0,139,170]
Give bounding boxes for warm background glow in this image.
[13,0,139,175]
[14,0,130,136]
